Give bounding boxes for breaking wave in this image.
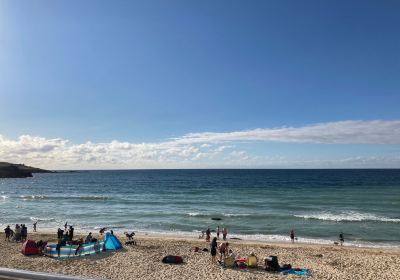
[295,211,400,223]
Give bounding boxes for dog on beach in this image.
[124,231,135,240]
[124,231,136,245]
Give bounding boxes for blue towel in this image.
[281,268,311,276]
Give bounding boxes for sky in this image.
[0,0,400,169]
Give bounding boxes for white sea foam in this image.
[188,212,202,216]
[1,195,8,199]
[30,216,58,222]
[295,211,400,223]
[187,212,251,217]
[222,213,251,217]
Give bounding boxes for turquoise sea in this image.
[0,169,399,248]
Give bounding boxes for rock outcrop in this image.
[0,162,52,178]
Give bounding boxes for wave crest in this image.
[295,211,400,223]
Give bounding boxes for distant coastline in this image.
[0,162,52,178]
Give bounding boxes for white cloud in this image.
[1,120,400,169]
[176,120,400,145]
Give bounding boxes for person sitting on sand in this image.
[4,225,11,241]
[228,249,236,259]
[218,242,229,261]
[85,232,93,244]
[199,231,205,239]
[210,237,218,263]
[290,229,295,243]
[339,232,344,246]
[206,227,211,242]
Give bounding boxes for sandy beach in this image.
[0,232,399,280]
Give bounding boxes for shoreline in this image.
[5,226,399,250]
[0,232,399,280]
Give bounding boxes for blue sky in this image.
[0,0,399,169]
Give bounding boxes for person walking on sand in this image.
[33,221,37,232]
[216,226,220,239]
[4,225,11,241]
[290,229,295,243]
[222,227,228,241]
[339,232,344,246]
[210,237,218,263]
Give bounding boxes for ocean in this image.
[0,169,399,248]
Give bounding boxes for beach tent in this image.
[104,233,122,250]
[21,240,39,256]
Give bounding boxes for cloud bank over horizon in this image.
[1,120,400,169]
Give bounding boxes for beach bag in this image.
[162,255,183,264]
[265,255,280,272]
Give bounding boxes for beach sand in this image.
[0,232,399,280]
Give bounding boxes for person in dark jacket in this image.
[210,237,218,263]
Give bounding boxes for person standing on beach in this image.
[21,224,27,242]
[4,225,11,241]
[210,237,217,263]
[206,227,211,242]
[69,225,74,241]
[216,226,220,239]
[64,222,68,232]
[339,232,344,246]
[33,222,37,232]
[218,242,229,261]
[290,229,295,243]
[222,227,228,241]
[57,228,64,240]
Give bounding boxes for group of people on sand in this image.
[56,222,75,242]
[202,226,228,242]
[4,224,28,242]
[210,237,231,263]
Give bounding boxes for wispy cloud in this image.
[175,120,400,145]
[1,120,399,169]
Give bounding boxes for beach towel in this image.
[162,255,183,264]
[281,268,311,276]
